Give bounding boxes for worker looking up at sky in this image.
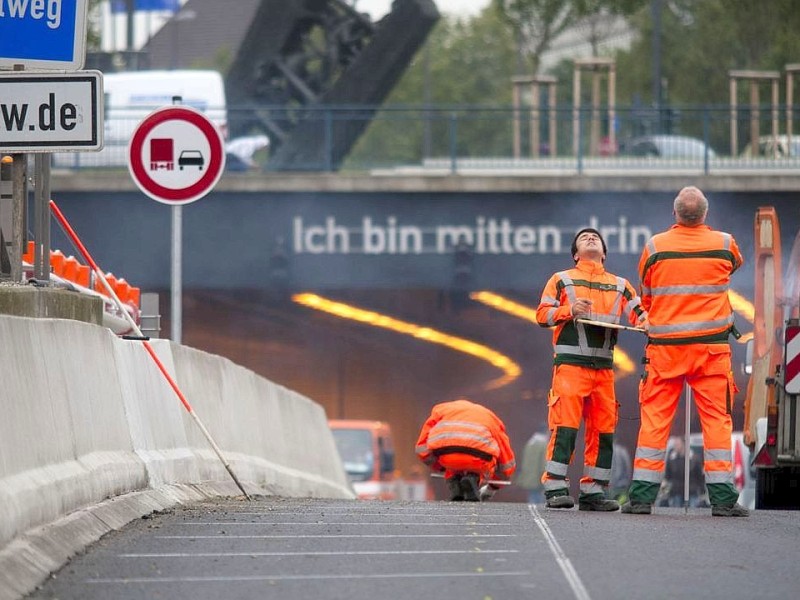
[536,227,648,511]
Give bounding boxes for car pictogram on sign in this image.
[179,150,204,170]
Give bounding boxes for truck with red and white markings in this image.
[743,207,800,509]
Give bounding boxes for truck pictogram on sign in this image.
[150,138,174,170]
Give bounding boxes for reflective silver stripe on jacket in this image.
[546,460,569,477]
[648,315,734,336]
[554,344,614,359]
[428,421,499,453]
[557,271,591,356]
[554,271,629,357]
[647,283,730,296]
[498,460,516,472]
[540,295,560,326]
[584,465,612,481]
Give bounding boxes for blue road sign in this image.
[0,0,88,70]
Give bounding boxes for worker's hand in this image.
[571,298,593,318]
[638,316,650,333]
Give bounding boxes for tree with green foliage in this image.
[346,11,519,167]
[615,0,800,107]
[490,0,646,74]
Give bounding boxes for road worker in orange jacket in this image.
[416,398,516,502]
[622,186,749,517]
[536,228,647,510]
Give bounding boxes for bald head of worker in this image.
[673,186,709,226]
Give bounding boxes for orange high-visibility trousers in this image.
[630,343,739,506]
[543,364,617,499]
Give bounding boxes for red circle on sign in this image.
[128,106,225,204]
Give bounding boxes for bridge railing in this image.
[50,104,800,173]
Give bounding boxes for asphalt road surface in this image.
[27,496,799,600]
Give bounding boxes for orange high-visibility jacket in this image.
[536,260,647,369]
[415,399,516,479]
[639,224,743,344]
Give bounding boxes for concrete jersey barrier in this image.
[0,314,353,599]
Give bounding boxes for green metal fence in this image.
[51,104,800,173]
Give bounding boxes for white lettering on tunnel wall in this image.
[292,215,652,255]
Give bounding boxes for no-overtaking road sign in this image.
[0,70,103,152]
[128,106,226,205]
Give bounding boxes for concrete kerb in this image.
[0,483,252,600]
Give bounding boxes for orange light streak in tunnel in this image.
[292,293,522,391]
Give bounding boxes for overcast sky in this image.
[354,0,490,19]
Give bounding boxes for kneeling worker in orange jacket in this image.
[416,399,516,501]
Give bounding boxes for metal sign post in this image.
[684,383,692,513]
[0,70,102,285]
[171,203,182,343]
[32,154,51,282]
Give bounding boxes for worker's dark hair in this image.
[571,228,607,262]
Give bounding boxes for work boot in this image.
[460,474,481,502]
[446,476,464,501]
[546,494,575,509]
[620,501,652,514]
[579,495,620,512]
[711,503,749,517]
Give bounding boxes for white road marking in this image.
[528,505,592,600]
[173,521,512,526]
[119,549,518,557]
[87,571,530,584]
[156,533,516,539]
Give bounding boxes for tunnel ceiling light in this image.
[470,291,539,323]
[292,293,521,391]
[471,290,636,376]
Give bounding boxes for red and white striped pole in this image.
[784,323,800,394]
[49,199,251,500]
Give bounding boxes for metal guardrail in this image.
[50,104,800,174]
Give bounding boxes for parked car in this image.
[621,134,716,158]
[740,135,800,158]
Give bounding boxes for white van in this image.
[54,70,227,169]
